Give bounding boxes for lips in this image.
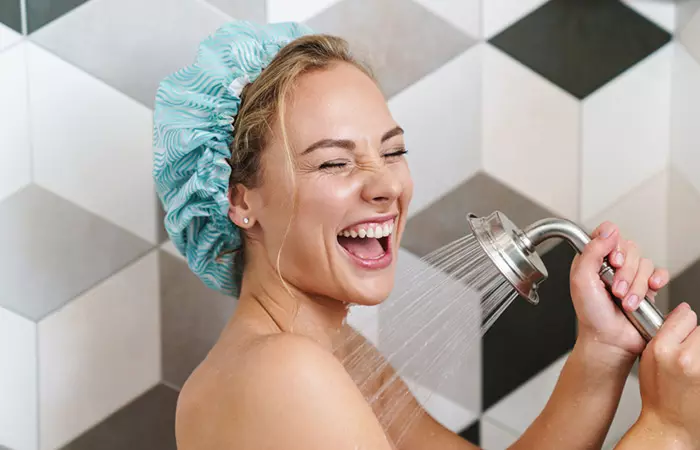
[337,216,397,270]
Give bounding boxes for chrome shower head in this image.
[467,211,665,342]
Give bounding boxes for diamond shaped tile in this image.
[489,0,672,99]
[672,43,700,195]
[204,0,265,23]
[402,172,559,260]
[622,0,676,33]
[0,22,22,51]
[482,0,550,39]
[458,420,480,446]
[29,0,229,107]
[39,251,160,449]
[479,418,520,450]
[677,0,700,33]
[411,0,481,38]
[0,42,30,203]
[306,0,476,98]
[0,0,21,33]
[26,0,90,33]
[680,3,700,64]
[388,45,482,217]
[160,250,237,388]
[62,384,178,450]
[482,44,580,221]
[0,308,37,450]
[26,42,158,243]
[667,170,700,278]
[669,253,700,313]
[580,43,672,221]
[0,185,153,321]
[268,0,342,23]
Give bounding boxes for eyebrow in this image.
[301,126,405,155]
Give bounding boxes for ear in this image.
[228,183,255,228]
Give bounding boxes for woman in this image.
[153,21,700,449]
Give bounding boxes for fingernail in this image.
[615,280,629,296]
[625,295,640,309]
[614,252,624,265]
[600,226,614,239]
[651,276,661,286]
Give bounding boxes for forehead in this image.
[282,62,397,149]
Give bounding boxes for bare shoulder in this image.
[176,333,393,450]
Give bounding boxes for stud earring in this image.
[242,217,250,225]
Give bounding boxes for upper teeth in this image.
[338,221,394,239]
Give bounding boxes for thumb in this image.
[577,222,619,274]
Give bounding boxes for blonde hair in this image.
[227,34,375,289]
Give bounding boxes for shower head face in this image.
[467,211,548,305]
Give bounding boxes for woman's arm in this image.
[615,414,693,450]
[509,332,636,449]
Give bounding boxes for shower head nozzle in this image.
[466,210,665,342]
[467,211,548,305]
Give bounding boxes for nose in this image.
[360,163,402,206]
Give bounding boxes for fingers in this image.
[578,222,619,274]
[621,258,654,311]
[610,240,640,299]
[649,268,670,292]
[655,303,697,347]
[679,325,700,375]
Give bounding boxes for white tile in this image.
[622,0,676,33]
[27,43,157,243]
[379,248,482,414]
[583,171,669,272]
[680,4,700,65]
[0,308,37,450]
[266,0,342,23]
[389,45,482,218]
[668,170,700,277]
[0,22,22,52]
[671,43,700,196]
[484,353,568,433]
[0,43,31,203]
[677,0,700,34]
[482,0,550,39]
[481,418,520,450]
[411,0,481,38]
[403,377,478,433]
[482,45,580,221]
[346,304,379,347]
[38,251,160,450]
[581,44,672,222]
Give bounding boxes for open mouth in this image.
[337,219,394,261]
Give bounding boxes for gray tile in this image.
[306,0,476,98]
[26,0,89,33]
[29,0,229,107]
[402,172,560,261]
[0,0,22,33]
[0,184,153,321]
[61,384,178,450]
[160,250,238,388]
[205,0,265,23]
[156,193,169,244]
[677,0,700,33]
[669,257,700,312]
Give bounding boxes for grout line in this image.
[161,379,182,393]
[19,0,27,35]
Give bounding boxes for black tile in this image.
[489,0,672,99]
[26,0,89,33]
[0,0,22,33]
[458,419,480,446]
[62,384,179,450]
[482,242,577,410]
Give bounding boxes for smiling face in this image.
[237,61,413,305]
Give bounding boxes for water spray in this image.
[467,211,665,341]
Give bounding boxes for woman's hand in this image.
[569,222,669,358]
[621,303,700,448]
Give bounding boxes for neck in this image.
[232,252,349,350]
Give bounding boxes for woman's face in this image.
[248,61,413,306]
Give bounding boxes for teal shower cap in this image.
[153,20,313,296]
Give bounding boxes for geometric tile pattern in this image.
[1,0,700,448]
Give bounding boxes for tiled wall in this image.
[0,1,698,449]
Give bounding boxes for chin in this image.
[343,275,395,306]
